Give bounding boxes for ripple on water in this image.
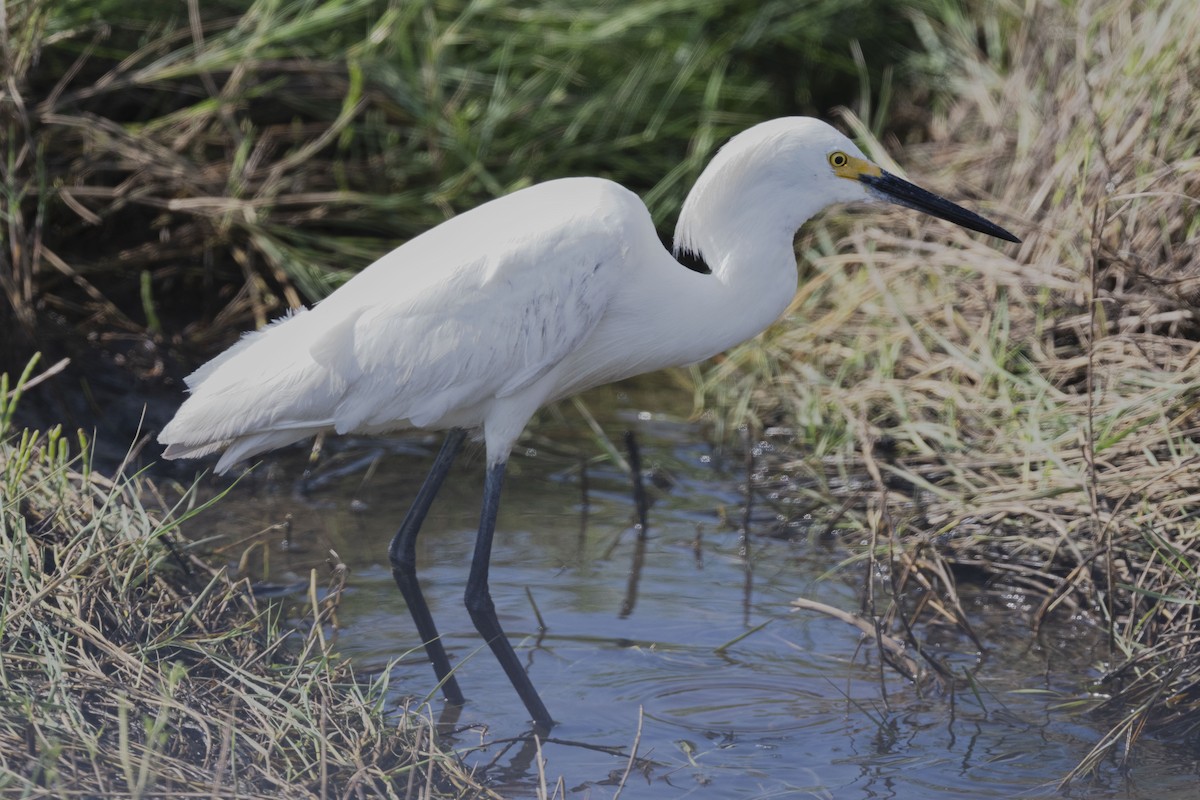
[596,662,836,734]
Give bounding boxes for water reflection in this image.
[192,378,1200,799]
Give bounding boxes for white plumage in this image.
[159,117,1017,726]
[162,120,867,471]
[163,178,644,471]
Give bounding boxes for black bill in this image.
[861,170,1020,243]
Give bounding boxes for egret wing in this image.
[314,211,629,432]
[158,178,646,469]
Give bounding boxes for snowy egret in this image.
[160,117,1018,728]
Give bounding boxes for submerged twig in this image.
[791,598,922,682]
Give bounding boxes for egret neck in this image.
[660,145,839,364]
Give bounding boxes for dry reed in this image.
[709,0,1200,777]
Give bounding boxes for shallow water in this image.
[195,380,1200,799]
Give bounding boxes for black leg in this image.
[388,429,467,704]
[464,460,555,728]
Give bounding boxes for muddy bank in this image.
[6,334,194,476]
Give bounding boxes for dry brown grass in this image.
[709,0,1200,778]
[0,359,497,798]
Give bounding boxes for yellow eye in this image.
[829,151,849,168]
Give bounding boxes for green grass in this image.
[2,0,946,361]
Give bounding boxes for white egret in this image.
[159,117,1018,728]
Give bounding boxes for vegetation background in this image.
[2,0,1199,796]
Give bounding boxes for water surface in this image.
[194,380,1200,798]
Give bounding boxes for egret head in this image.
[674,117,1018,268]
[823,142,1019,243]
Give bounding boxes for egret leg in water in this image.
[159,117,1019,727]
[388,428,552,725]
[387,428,467,705]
